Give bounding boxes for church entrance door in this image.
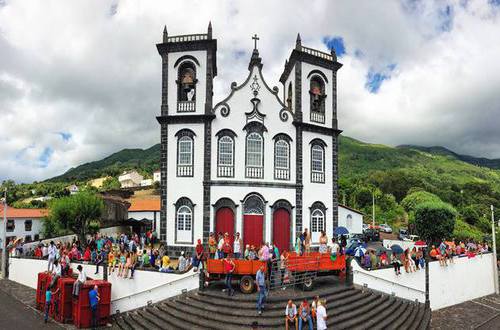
[215,207,235,244]
[273,208,290,253]
[243,214,264,248]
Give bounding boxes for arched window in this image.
[346,214,353,229]
[274,137,290,180]
[311,141,325,183]
[175,197,194,243]
[243,194,265,215]
[177,62,197,112]
[286,82,293,111]
[246,132,264,178]
[218,135,234,177]
[309,76,326,123]
[176,130,195,177]
[310,201,327,243]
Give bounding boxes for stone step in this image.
[129,310,160,330]
[121,312,147,330]
[408,305,426,330]
[147,305,205,330]
[418,307,432,329]
[373,299,410,330]
[113,316,133,330]
[188,286,364,314]
[332,294,391,328]
[354,298,404,329]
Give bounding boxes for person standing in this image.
[72,265,87,298]
[304,229,311,254]
[44,285,52,323]
[89,285,100,330]
[255,264,267,315]
[233,232,243,259]
[223,257,235,296]
[316,299,327,330]
[47,241,57,272]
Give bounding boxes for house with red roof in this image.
[0,204,48,244]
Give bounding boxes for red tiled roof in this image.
[0,204,48,218]
[128,198,160,212]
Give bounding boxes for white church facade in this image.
[156,23,342,255]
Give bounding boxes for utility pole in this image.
[491,205,499,295]
[1,188,7,279]
[372,191,376,227]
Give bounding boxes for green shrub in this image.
[415,201,457,242]
[453,218,483,242]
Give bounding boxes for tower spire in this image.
[163,25,168,43]
[295,33,302,50]
[207,21,212,39]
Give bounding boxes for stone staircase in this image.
[111,281,431,329]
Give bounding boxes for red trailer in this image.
[204,253,346,293]
[54,277,76,323]
[72,280,111,328]
[36,272,53,311]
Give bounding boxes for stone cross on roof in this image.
[252,34,259,50]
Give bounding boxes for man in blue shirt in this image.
[89,285,100,330]
[255,264,267,315]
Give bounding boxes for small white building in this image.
[68,184,79,195]
[127,198,161,232]
[141,179,153,187]
[338,204,364,234]
[0,205,47,244]
[118,170,144,188]
[153,170,161,183]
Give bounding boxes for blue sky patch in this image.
[58,131,72,141]
[233,50,246,60]
[438,5,453,32]
[365,64,396,93]
[322,36,346,57]
[38,147,54,168]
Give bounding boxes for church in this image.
[156,23,344,255]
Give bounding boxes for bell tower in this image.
[156,23,217,248]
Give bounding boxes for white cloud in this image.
[0,0,500,183]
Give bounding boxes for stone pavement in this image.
[431,294,500,329]
[0,278,75,329]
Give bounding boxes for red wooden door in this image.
[243,214,264,248]
[273,208,290,253]
[215,208,235,244]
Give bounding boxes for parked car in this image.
[379,224,392,233]
[398,228,409,240]
[363,228,380,242]
[349,233,364,241]
[362,224,369,231]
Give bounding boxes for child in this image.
[118,252,127,277]
[107,250,115,275]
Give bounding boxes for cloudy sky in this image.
[1,0,500,183]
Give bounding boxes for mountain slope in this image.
[47,144,160,182]
[397,144,500,169]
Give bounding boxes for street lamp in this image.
[491,205,499,295]
[372,191,376,227]
[1,188,7,279]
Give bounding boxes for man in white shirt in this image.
[73,265,87,297]
[49,259,62,288]
[233,232,242,259]
[316,299,328,330]
[47,241,57,272]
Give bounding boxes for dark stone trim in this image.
[160,123,168,241]
[272,133,293,142]
[243,121,268,134]
[270,199,294,213]
[294,60,303,236]
[242,192,267,211]
[309,201,327,211]
[212,198,238,213]
[156,114,215,124]
[241,193,267,246]
[174,55,200,68]
[310,138,327,148]
[165,245,196,258]
[161,53,169,116]
[210,180,298,189]
[215,128,237,138]
[156,39,217,76]
[280,49,342,84]
[293,121,342,136]
[306,69,329,83]
[174,128,197,138]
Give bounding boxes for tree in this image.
[48,191,104,244]
[414,201,457,243]
[401,191,442,213]
[100,177,120,191]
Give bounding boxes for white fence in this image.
[352,253,497,310]
[8,257,198,314]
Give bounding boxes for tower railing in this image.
[167,34,208,43]
[301,46,334,61]
[177,101,196,112]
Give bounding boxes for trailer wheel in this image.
[240,275,255,294]
[302,277,314,291]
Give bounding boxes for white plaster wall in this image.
[210,186,296,246]
[302,131,333,244]
[128,211,155,221]
[301,62,333,127]
[211,66,296,183]
[8,258,198,314]
[1,217,43,241]
[352,253,497,310]
[166,123,204,246]
[338,206,363,234]
[283,65,295,113]
[167,50,207,115]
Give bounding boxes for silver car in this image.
[379,224,392,233]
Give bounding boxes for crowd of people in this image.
[284,296,328,330]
